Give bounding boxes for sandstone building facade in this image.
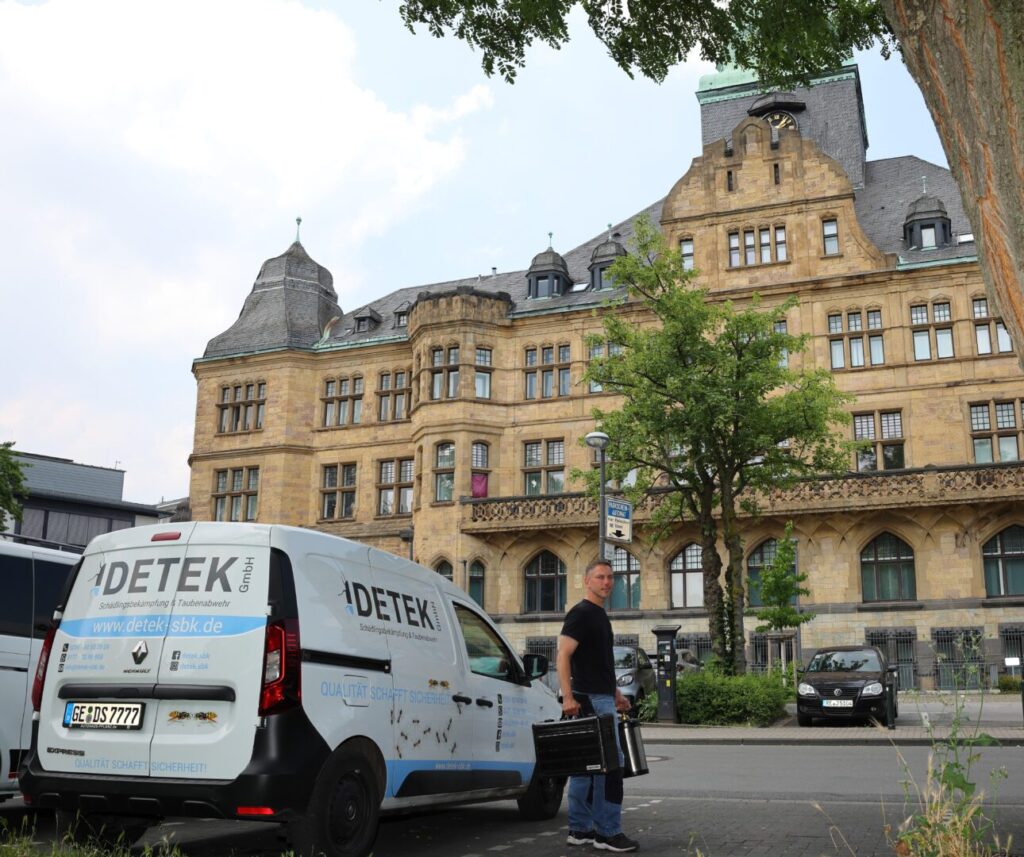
[190,64,1024,689]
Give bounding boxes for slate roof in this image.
[16,452,125,502]
[853,156,975,264]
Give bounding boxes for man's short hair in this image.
[584,558,613,577]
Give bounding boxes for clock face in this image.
[764,111,796,130]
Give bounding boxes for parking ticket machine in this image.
[652,625,681,722]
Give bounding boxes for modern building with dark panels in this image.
[2,452,159,552]
[188,63,1024,687]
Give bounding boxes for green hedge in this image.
[675,670,790,727]
[997,674,1022,694]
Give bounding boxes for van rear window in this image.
[33,560,76,637]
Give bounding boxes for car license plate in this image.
[63,701,145,730]
[822,699,853,708]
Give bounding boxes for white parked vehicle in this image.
[0,540,79,800]
[21,523,564,856]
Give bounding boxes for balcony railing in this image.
[460,462,1024,533]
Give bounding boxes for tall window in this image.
[969,400,1022,463]
[670,544,703,608]
[377,369,410,422]
[588,339,622,393]
[982,526,1024,597]
[523,439,565,495]
[468,560,485,606]
[829,307,884,370]
[218,381,266,433]
[524,551,566,612]
[475,347,492,399]
[323,377,363,426]
[321,463,357,520]
[608,546,641,610]
[853,410,905,471]
[822,219,839,255]
[747,539,796,608]
[378,458,414,516]
[973,297,1014,356]
[861,533,916,602]
[435,560,453,581]
[471,441,490,498]
[430,346,460,400]
[213,467,259,522]
[527,343,571,399]
[910,301,955,361]
[680,238,694,271]
[434,442,455,502]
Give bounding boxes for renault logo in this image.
[131,641,149,665]
[833,688,843,697]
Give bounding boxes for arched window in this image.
[435,560,453,581]
[669,544,703,608]
[747,538,797,608]
[469,560,485,606]
[982,525,1024,597]
[609,546,640,610]
[524,551,566,613]
[861,533,916,602]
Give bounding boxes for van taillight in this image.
[32,624,58,712]
[259,618,300,715]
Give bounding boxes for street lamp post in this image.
[585,431,610,562]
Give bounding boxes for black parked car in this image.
[797,645,898,727]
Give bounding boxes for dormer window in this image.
[353,306,381,333]
[528,244,572,299]
[903,195,952,250]
[356,318,369,333]
[395,311,408,327]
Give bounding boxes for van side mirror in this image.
[522,653,549,680]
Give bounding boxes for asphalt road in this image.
[4,744,1023,856]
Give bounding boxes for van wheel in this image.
[289,743,382,857]
[55,810,151,848]
[517,772,566,821]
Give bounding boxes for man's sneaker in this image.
[566,830,596,846]
[594,832,639,852]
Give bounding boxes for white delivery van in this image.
[21,523,565,856]
[0,540,79,800]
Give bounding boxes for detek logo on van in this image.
[342,582,437,630]
[90,556,245,596]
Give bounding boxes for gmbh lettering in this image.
[91,556,243,596]
[343,582,436,630]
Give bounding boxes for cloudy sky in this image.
[0,0,946,505]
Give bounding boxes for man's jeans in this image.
[567,693,623,836]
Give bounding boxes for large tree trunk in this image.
[720,495,747,675]
[699,507,727,668]
[883,1,1024,354]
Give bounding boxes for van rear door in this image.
[0,549,33,784]
[37,526,194,777]
[148,523,271,781]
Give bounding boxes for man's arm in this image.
[557,634,580,716]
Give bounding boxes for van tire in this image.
[289,741,382,857]
[55,810,151,848]
[516,772,566,821]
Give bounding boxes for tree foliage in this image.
[399,0,895,86]
[752,521,815,634]
[0,442,27,525]
[578,216,852,673]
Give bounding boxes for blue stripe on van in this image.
[59,615,266,638]
[386,759,534,794]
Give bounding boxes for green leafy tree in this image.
[578,216,852,673]
[752,521,814,635]
[397,0,1024,365]
[0,442,27,525]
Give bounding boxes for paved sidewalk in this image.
[641,693,1024,746]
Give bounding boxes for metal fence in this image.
[749,633,795,673]
[677,633,713,663]
[1001,625,1024,678]
[866,628,918,689]
[932,627,985,690]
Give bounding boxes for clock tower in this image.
[695,62,869,188]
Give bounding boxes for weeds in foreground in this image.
[0,814,193,857]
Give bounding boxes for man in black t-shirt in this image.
[556,559,638,853]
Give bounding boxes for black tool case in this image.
[532,714,620,778]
